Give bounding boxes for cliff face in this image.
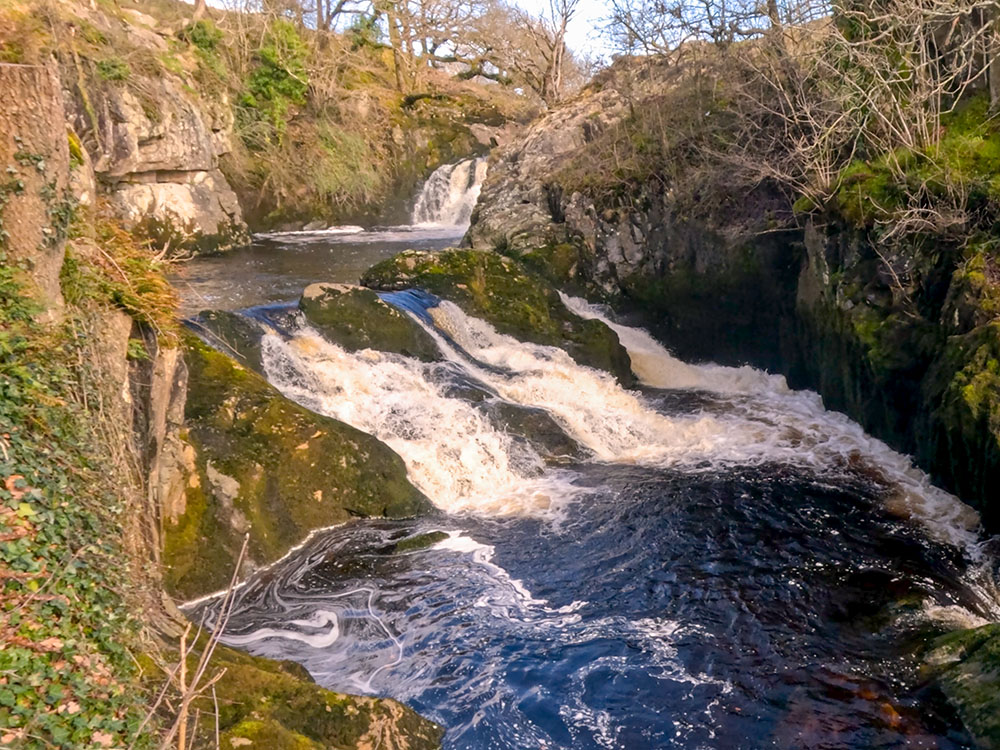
[467,74,1000,533]
[0,63,72,315]
[58,4,248,252]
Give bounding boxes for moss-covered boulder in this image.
[925,624,1000,747]
[299,283,441,361]
[150,641,442,749]
[187,309,267,373]
[361,249,634,384]
[163,333,431,600]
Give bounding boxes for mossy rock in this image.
[361,249,634,384]
[163,333,431,600]
[299,283,441,361]
[163,642,442,750]
[925,624,1000,748]
[187,310,266,373]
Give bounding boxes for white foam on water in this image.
[560,292,787,394]
[220,608,341,648]
[261,325,580,517]
[562,296,986,546]
[259,293,995,608]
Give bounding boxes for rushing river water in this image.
[181,206,1000,747]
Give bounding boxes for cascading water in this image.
[190,288,1000,749]
[411,157,488,226]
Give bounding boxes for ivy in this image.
[0,265,153,749]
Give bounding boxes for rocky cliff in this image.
[467,72,1000,534]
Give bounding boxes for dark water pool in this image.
[195,460,986,749]
[186,235,997,749]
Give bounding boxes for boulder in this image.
[162,333,430,600]
[299,283,441,361]
[361,249,634,384]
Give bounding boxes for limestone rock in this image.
[66,62,247,252]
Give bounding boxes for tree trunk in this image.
[192,0,207,22]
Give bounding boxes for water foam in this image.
[262,291,985,558]
[562,296,988,545]
[261,323,578,516]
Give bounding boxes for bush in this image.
[179,19,223,51]
[95,57,130,81]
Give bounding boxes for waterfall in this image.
[256,294,988,558]
[411,157,488,227]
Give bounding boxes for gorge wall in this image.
[467,71,1000,533]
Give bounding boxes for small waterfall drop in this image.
[411,157,488,227]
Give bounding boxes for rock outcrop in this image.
[361,248,635,384]
[0,62,72,316]
[162,333,431,600]
[300,283,442,361]
[59,6,247,252]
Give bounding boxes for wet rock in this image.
[361,249,634,385]
[299,283,441,361]
[925,624,1000,748]
[486,401,581,462]
[187,309,266,373]
[162,333,430,600]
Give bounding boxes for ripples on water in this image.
[186,261,998,749]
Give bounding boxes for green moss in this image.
[163,333,430,599]
[149,642,442,750]
[361,249,634,384]
[299,283,441,361]
[66,131,84,169]
[515,242,584,289]
[926,625,1000,748]
[830,93,1000,230]
[96,57,130,82]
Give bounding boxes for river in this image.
[176,159,1000,749]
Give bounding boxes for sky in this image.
[200,0,615,59]
[550,0,614,60]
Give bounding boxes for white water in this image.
[260,294,990,562]
[411,157,488,227]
